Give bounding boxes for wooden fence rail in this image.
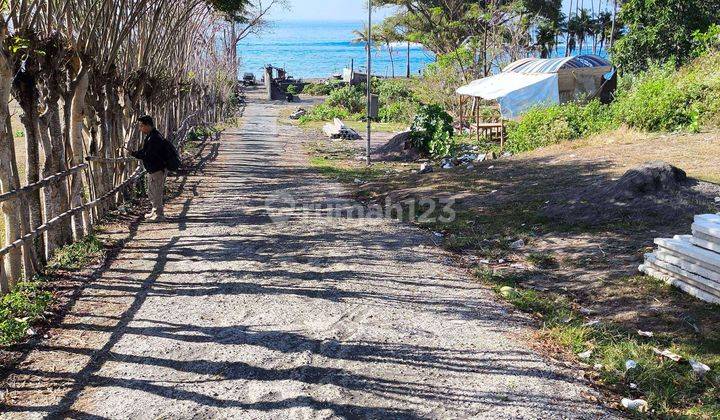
[0,110,205,294]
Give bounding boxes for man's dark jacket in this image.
[132,129,167,174]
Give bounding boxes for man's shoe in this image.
[149,214,165,222]
[144,211,156,219]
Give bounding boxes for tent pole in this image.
[475,99,480,143]
[459,96,464,133]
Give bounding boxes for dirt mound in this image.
[605,161,687,200]
[543,161,716,226]
[372,131,421,162]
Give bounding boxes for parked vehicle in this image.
[242,73,256,86]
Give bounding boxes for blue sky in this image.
[270,1,397,21]
[270,1,612,22]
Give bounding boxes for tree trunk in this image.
[45,93,73,247]
[14,71,45,265]
[69,70,90,238]
[0,49,24,284]
[406,41,411,78]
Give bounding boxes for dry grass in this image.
[305,126,720,417]
[528,127,720,183]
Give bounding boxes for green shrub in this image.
[506,100,617,153]
[298,103,350,123]
[327,85,366,114]
[303,81,344,96]
[375,79,415,103]
[286,84,298,95]
[47,235,104,271]
[613,64,698,132]
[410,104,455,158]
[0,281,52,345]
[379,100,416,124]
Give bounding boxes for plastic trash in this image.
[510,239,525,250]
[625,360,638,370]
[578,350,593,360]
[500,286,520,299]
[621,398,649,413]
[689,359,711,376]
[653,348,683,362]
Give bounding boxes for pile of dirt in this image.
[372,131,422,162]
[543,161,719,226]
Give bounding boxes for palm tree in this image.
[576,8,594,54]
[567,15,582,54]
[536,19,559,58]
[595,11,613,55]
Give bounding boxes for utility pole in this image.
[366,2,372,166]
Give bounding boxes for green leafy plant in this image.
[302,81,344,96]
[410,104,455,158]
[506,100,617,153]
[0,281,52,345]
[327,85,366,114]
[613,63,698,132]
[47,235,104,271]
[286,84,298,95]
[379,100,416,124]
[298,104,350,123]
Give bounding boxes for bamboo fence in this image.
[0,111,203,294]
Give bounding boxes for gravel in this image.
[0,93,617,419]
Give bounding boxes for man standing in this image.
[131,115,168,222]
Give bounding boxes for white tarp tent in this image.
[456,72,559,118]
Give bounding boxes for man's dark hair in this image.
[138,115,155,127]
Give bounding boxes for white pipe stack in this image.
[640,214,720,304]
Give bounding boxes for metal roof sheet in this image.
[503,55,612,74]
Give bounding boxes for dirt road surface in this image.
[0,96,616,419]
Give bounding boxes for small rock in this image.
[26,327,36,337]
[583,320,601,327]
[593,363,604,370]
[475,154,487,163]
[510,239,525,250]
[625,360,638,370]
[501,151,512,158]
[629,383,638,390]
[433,232,444,238]
[621,398,649,413]
[465,164,475,170]
[498,259,506,264]
[578,350,593,360]
[353,178,363,184]
[419,163,434,174]
[714,197,720,203]
[488,165,495,169]
[638,330,654,337]
[689,359,711,377]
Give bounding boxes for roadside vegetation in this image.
[0,234,107,346]
[301,2,720,416]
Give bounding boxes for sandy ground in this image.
[0,94,617,419]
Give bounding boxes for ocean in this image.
[237,20,436,80]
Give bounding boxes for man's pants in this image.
[147,170,167,216]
